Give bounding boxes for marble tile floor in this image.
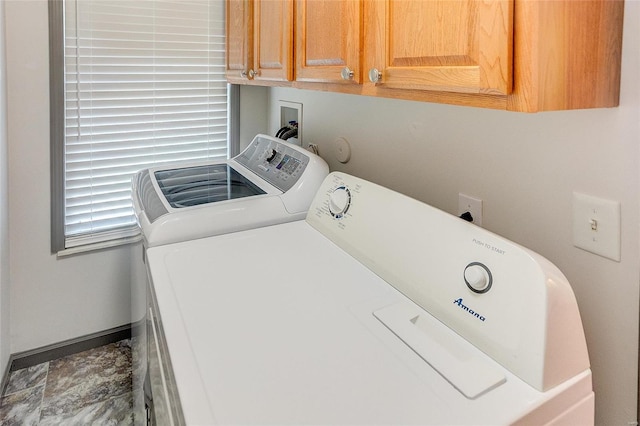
[0,339,133,425]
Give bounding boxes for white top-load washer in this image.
[130,134,327,424]
[131,134,329,247]
[146,172,594,425]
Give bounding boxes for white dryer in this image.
[132,133,329,247]
[146,172,594,425]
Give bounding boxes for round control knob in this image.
[329,186,351,218]
[464,262,492,293]
[266,149,277,163]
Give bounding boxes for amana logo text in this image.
[453,298,486,322]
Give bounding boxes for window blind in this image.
[62,0,228,249]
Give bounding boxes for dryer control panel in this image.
[235,135,310,193]
[306,172,590,393]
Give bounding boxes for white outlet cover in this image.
[334,137,351,163]
[572,192,621,262]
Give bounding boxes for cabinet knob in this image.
[368,68,382,83]
[341,67,354,80]
[240,70,248,78]
[248,69,260,79]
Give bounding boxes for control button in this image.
[329,186,351,218]
[464,262,492,293]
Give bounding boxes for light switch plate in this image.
[572,192,621,261]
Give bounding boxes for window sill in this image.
[56,233,142,258]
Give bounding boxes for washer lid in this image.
[154,163,265,208]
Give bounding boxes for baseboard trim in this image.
[0,357,10,398]
[8,324,132,372]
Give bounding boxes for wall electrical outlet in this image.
[458,193,483,226]
[572,192,621,261]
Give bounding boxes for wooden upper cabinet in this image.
[295,0,363,84]
[254,0,294,82]
[365,0,513,95]
[226,0,253,83]
[226,0,293,84]
[226,0,623,112]
[508,0,623,111]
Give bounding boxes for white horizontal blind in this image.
[63,0,227,247]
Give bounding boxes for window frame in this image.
[48,0,239,255]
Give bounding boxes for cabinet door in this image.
[366,0,513,95]
[296,0,362,84]
[253,0,294,82]
[226,0,253,83]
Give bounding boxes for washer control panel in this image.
[236,135,310,192]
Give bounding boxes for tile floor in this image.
[0,339,133,425]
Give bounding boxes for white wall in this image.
[5,0,134,354]
[239,85,269,150]
[2,0,265,356]
[266,3,640,425]
[0,0,10,378]
[1,0,638,423]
